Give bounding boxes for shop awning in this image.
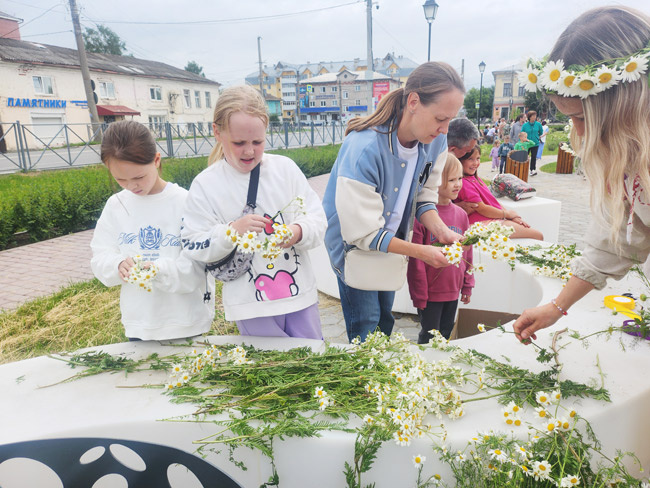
[96,105,141,116]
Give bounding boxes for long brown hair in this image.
[101,120,156,165]
[208,85,269,165]
[345,61,464,135]
[549,6,650,249]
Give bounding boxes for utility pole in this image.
[257,36,264,96]
[295,67,301,126]
[366,0,374,114]
[460,58,465,83]
[69,0,100,137]
[366,0,373,76]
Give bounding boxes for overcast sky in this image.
[5,0,650,91]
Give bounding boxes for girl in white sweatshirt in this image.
[181,86,326,339]
[91,120,214,340]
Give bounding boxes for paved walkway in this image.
[0,154,590,343]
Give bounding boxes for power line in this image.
[1,3,61,38]
[21,30,73,38]
[79,1,363,26]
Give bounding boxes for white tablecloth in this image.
[1,269,649,487]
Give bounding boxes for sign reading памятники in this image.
[7,97,67,108]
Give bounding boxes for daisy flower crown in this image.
[519,44,650,99]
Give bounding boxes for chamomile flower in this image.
[314,386,325,398]
[594,65,621,91]
[574,73,600,99]
[477,323,486,333]
[540,60,564,90]
[556,71,578,97]
[488,448,508,463]
[171,363,182,374]
[519,65,541,91]
[556,417,571,432]
[551,389,562,402]
[532,460,552,481]
[620,54,650,82]
[514,444,528,460]
[560,474,581,487]
[412,454,426,468]
[536,391,551,406]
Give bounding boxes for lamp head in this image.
[422,0,439,22]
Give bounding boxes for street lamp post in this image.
[422,0,439,62]
[477,60,486,130]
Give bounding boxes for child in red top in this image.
[407,154,474,342]
[455,146,543,240]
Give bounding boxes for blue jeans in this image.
[337,277,395,343]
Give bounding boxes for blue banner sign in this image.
[7,97,67,108]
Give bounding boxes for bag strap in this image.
[246,163,261,208]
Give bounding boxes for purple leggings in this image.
[236,303,323,340]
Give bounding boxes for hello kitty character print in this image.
[248,212,301,301]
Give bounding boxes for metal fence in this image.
[0,120,347,173]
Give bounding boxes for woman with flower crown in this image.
[514,6,650,343]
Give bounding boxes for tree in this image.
[83,25,126,55]
[184,61,205,77]
[463,86,495,122]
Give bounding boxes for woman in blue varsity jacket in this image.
[322,62,466,343]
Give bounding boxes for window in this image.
[150,86,162,101]
[194,90,201,108]
[518,85,526,97]
[309,100,315,107]
[502,83,512,97]
[205,91,212,108]
[331,86,338,92]
[332,99,338,106]
[183,89,191,108]
[148,115,166,137]
[343,91,349,99]
[98,81,115,99]
[33,75,53,95]
[355,100,361,106]
[320,101,327,107]
[320,86,326,93]
[354,85,361,92]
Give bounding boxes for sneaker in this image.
[531,170,538,176]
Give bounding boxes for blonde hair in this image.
[440,153,463,190]
[549,6,650,249]
[208,85,269,165]
[346,61,464,135]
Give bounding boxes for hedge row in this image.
[0,146,340,250]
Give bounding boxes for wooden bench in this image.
[556,145,575,174]
[505,150,530,182]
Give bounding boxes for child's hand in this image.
[461,293,471,304]
[231,214,271,234]
[118,257,136,281]
[278,224,302,248]
[437,227,464,245]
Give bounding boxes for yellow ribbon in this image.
[603,295,642,320]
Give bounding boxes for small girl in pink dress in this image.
[454,146,543,240]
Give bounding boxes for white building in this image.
[0,36,220,150]
[299,69,399,125]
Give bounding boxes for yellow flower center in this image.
[549,69,561,81]
[528,73,538,83]
[579,79,595,91]
[571,478,578,483]
[540,465,547,471]
[599,72,612,83]
[547,423,555,431]
[626,61,638,72]
[563,75,576,87]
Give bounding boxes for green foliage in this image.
[83,24,126,55]
[184,61,205,77]
[268,144,340,178]
[463,86,495,121]
[0,145,337,250]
